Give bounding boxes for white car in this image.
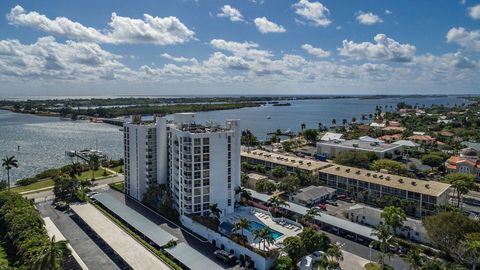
[297,255,313,270]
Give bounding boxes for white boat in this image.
[266,115,271,119]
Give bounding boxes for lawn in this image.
[364,262,394,270]
[109,181,124,193]
[11,168,112,193]
[111,165,124,173]
[10,178,54,193]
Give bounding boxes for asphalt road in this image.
[25,174,124,202]
[37,202,120,270]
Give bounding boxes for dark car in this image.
[214,250,236,264]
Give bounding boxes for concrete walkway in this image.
[340,249,370,270]
[71,203,171,270]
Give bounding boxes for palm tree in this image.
[342,119,347,126]
[322,244,343,269]
[253,227,272,251]
[252,229,263,250]
[2,156,18,191]
[209,203,221,221]
[235,218,251,240]
[240,187,252,203]
[371,224,394,269]
[460,236,480,270]
[446,173,475,208]
[331,119,336,126]
[351,116,357,123]
[262,227,275,251]
[88,154,100,181]
[381,206,406,235]
[405,248,423,270]
[32,236,71,270]
[300,123,306,131]
[68,162,82,199]
[303,207,320,225]
[267,196,289,215]
[318,122,323,130]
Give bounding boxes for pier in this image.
[66,149,108,162]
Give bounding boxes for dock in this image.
[66,149,107,162]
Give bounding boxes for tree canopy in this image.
[334,150,378,169]
[423,211,480,257]
[370,159,407,175]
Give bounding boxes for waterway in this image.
[0,96,467,182]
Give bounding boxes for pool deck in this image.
[221,207,302,250]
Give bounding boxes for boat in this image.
[266,115,271,119]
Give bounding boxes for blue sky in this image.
[0,0,479,96]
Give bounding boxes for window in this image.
[203,138,209,144]
[194,138,201,145]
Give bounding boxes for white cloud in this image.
[385,10,393,15]
[338,34,416,62]
[301,44,330,57]
[217,5,243,22]
[0,36,130,80]
[161,53,198,64]
[446,27,480,51]
[468,4,480,20]
[292,0,331,27]
[209,39,272,59]
[356,11,383,25]
[254,17,286,33]
[7,5,195,45]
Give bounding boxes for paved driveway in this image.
[37,202,119,270]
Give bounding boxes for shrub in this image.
[15,177,39,186]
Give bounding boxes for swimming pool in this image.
[246,221,284,240]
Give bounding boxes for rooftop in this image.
[319,165,451,197]
[293,186,336,202]
[346,204,427,234]
[241,150,331,171]
[318,139,402,153]
[320,132,344,141]
[165,243,224,270]
[92,193,177,247]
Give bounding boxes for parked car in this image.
[214,250,236,264]
[326,200,338,206]
[297,255,313,270]
[312,251,325,262]
[317,203,327,211]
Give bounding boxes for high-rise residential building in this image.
[124,113,241,217]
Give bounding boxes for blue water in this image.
[190,96,469,140]
[246,221,284,240]
[0,95,468,181]
[0,110,123,182]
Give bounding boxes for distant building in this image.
[377,134,402,143]
[346,204,429,244]
[319,164,451,217]
[316,138,403,159]
[320,132,344,142]
[290,185,336,206]
[241,150,331,176]
[124,113,241,217]
[407,135,436,145]
[446,148,480,181]
[245,173,272,189]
